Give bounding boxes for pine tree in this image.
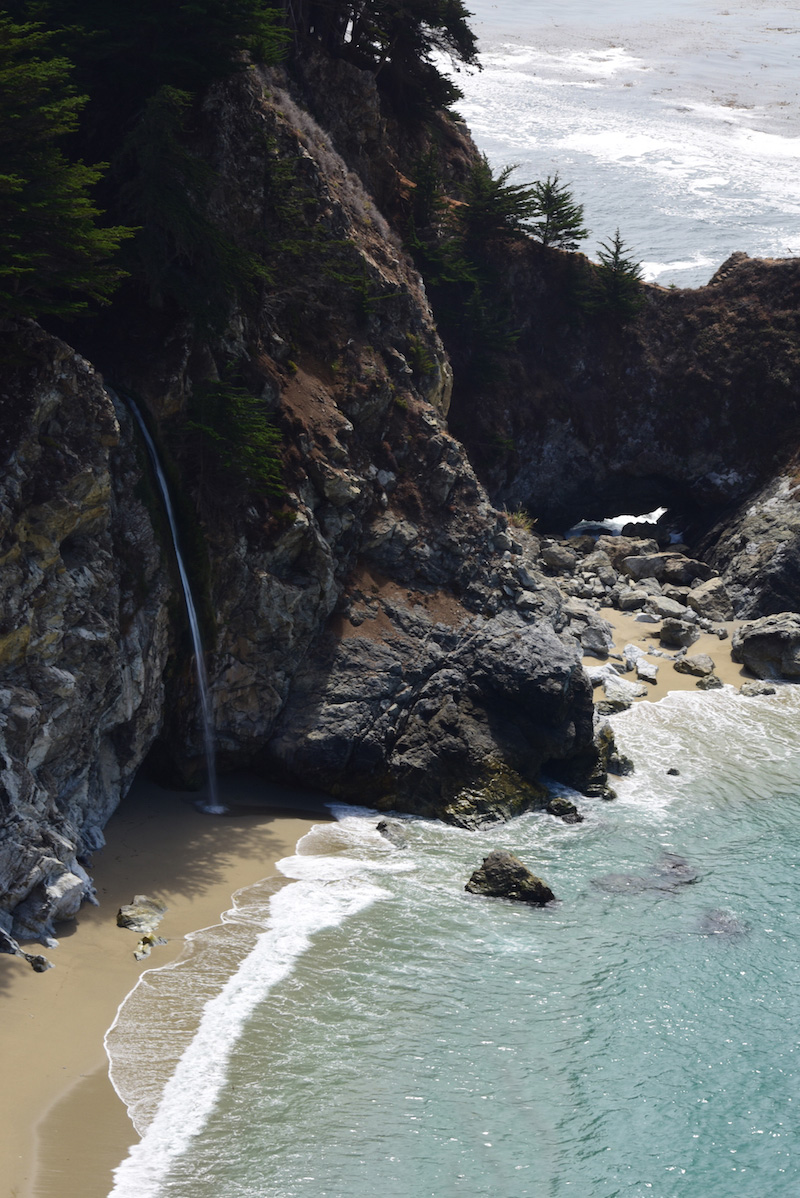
[591,229,644,318]
[461,155,541,247]
[0,17,131,320]
[527,174,588,250]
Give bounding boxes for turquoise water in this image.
[107,685,800,1196]
[454,0,800,285]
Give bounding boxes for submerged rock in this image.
[376,819,411,848]
[739,679,777,697]
[546,796,584,824]
[465,851,555,905]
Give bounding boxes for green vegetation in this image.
[587,229,644,318]
[2,2,288,323]
[526,174,588,251]
[285,0,478,115]
[186,379,284,498]
[0,17,132,319]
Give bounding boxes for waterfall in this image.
[112,389,225,814]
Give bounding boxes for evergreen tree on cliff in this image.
[286,0,479,113]
[0,17,130,320]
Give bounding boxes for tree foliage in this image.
[0,17,132,319]
[588,229,644,318]
[285,0,479,115]
[460,155,541,247]
[526,173,588,251]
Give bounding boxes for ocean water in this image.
[106,685,800,1197]
[451,0,800,285]
[102,5,800,1194]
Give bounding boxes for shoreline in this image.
[587,607,749,700]
[0,615,751,1198]
[0,774,330,1198]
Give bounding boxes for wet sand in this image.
[0,775,330,1198]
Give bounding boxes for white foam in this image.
[107,859,390,1196]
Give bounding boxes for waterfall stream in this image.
[112,389,224,814]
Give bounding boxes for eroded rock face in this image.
[265,604,595,826]
[465,850,555,905]
[0,323,170,943]
[731,613,800,678]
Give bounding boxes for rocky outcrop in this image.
[448,250,800,540]
[0,322,170,945]
[465,850,555,905]
[731,613,800,678]
[264,603,593,827]
[699,469,800,618]
[0,71,607,938]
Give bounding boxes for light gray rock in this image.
[636,658,659,683]
[648,594,696,621]
[674,653,715,677]
[687,577,734,622]
[731,613,800,678]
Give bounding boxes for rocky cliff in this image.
[0,64,603,948]
[3,35,800,950]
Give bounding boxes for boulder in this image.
[674,653,715,677]
[541,543,578,573]
[596,536,659,570]
[546,796,584,824]
[696,673,723,690]
[578,622,611,659]
[617,589,648,611]
[376,819,410,848]
[660,557,716,586]
[731,613,800,678]
[648,594,695,621]
[687,578,734,622]
[739,680,777,697]
[636,658,659,683]
[465,851,555,905]
[660,618,700,649]
[117,895,167,935]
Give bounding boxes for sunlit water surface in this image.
[107,687,800,1197]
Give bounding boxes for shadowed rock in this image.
[376,819,410,848]
[731,613,800,678]
[546,796,584,824]
[465,851,555,905]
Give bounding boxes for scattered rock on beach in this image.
[660,618,700,649]
[117,895,167,935]
[674,653,715,677]
[731,613,800,678]
[465,851,555,905]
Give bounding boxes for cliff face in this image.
[0,323,169,945]
[447,249,800,541]
[0,65,603,944]
[4,35,799,945]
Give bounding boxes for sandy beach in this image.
[0,613,750,1198]
[0,775,330,1198]
[588,608,748,700]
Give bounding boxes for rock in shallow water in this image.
[465,851,555,905]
